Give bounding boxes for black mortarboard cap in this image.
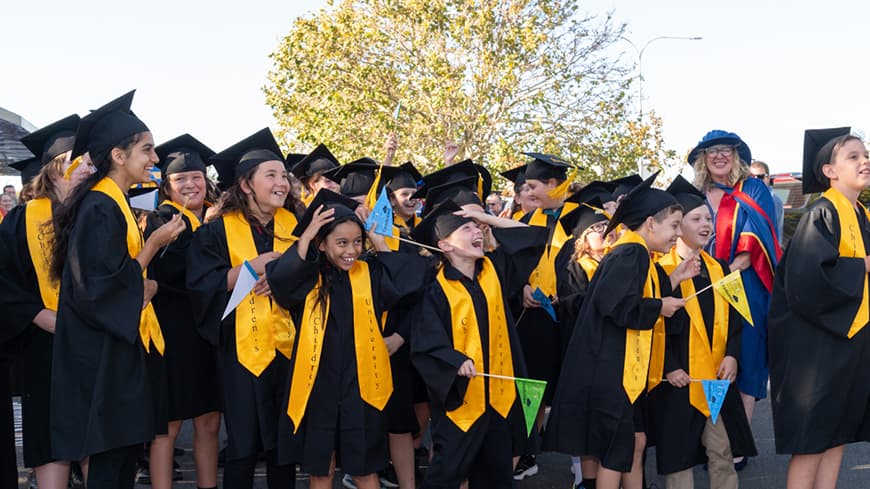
[155,134,214,176]
[292,188,361,237]
[291,144,340,181]
[387,161,423,192]
[559,197,608,236]
[72,91,149,162]
[604,171,678,236]
[414,159,491,199]
[609,174,643,200]
[211,128,284,189]
[522,152,573,182]
[421,176,484,215]
[500,164,527,191]
[666,175,706,213]
[802,127,854,194]
[565,181,617,205]
[325,158,400,198]
[285,153,307,173]
[409,200,473,247]
[10,157,41,186]
[20,114,80,165]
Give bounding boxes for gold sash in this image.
[161,200,202,232]
[25,198,59,311]
[527,202,578,298]
[611,230,664,402]
[286,260,392,432]
[578,254,599,281]
[659,248,728,416]
[92,177,164,355]
[436,257,515,431]
[223,209,297,376]
[823,187,870,338]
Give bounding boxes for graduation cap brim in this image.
[291,143,340,180]
[500,164,528,187]
[666,175,706,213]
[387,161,423,191]
[565,181,617,205]
[409,200,472,247]
[155,134,215,176]
[802,127,854,194]
[559,197,608,236]
[211,128,284,188]
[72,90,148,159]
[604,171,677,236]
[292,189,361,237]
[285,153,307,172]
[420,176,483,215]
[522,152,573,181]
[609,174,643,200]
[20,114,80,165]
[10,157,41,186]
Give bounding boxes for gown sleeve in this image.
[63,195,144,344]
[0,206,43,345]
[144,206,192,294]
[777,203,867,338]
[592,245,662,331]
[487,226,548,295]
[186,219,232,346]
[265,242,321,310]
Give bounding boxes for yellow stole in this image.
[527,202,578,298]
[301,192,314,208]
[161,200,202,232]
[92,178,165,355]
[25,198,60,311]
[578,254,600,281]
[823,187,870,338]
[223,209,297,376]
[512,210,525,221]
[611,230,665,402]
[435,257,515,431]
[658,247,728,416]
[287,260,392,432]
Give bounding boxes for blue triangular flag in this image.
[365,187,394,236]
[532,287,558,322]
[702,379,730,424]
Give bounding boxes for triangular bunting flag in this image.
[713,270,754,326]
[701,379,730,424]
[365,187,395,237]
[516,377,547,436]
[129,189,159,211]
[532,287,558,322]
[222,261,259,320]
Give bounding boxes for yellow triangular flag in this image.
[712,270,754,326]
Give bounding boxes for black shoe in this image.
[734,458,749,471]
[512,454,538,481]
[174,447,184,457]
[69,463,85,489]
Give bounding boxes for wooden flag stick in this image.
[477,372,521,381]
[683,281,715,301]
[389,234,443,253]
[659,378,732,383]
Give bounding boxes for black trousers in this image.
[87,444,142,489]
[422,409,513,489]
[223,449,295,489]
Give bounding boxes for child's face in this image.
[679,206,713,250]
[243,161,290,214]
[584,221,609,254]
[824,138,870,194]
[319,220,364,271]
[390,187,419,220]
[645,210,683,253]
[439,221,485,260]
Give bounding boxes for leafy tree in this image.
[265,0,673,186]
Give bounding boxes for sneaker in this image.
[27,470,38,489]
[173,459,183,481]
[512,454,539,481]
[69,463,85,489]
[136,465,152,485]
[380,464,399,488]
[342,474,358,489]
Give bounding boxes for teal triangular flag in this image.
[702,379,730,424]
[365,187,394,236]
[516,378,547,436]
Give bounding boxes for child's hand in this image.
[666,369,691,388]
[147,213,186,249]
[383,333,405,356]
[717,355,738,382]
[670,252,700,287]
[248,251,282,275]
[301,205,335,243]
[458,359,476,378]
[252,276,272,297]
[522,285,542,308]
[660,297,685,317]
[143,278,159,309]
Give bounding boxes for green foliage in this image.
[265,0,672,187]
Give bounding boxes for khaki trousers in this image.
[665,417,738,489]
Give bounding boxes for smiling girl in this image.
[186,128,302,489]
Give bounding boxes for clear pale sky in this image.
[2,0,868,183]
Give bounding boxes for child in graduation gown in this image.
[0,115,92,489]
[288,143,341,207]
[266,189,427,489]
[143,134,221,489]
[768,128,870,489]
[186,128,300,489]
[409,199,548,489]
[544,173,694,489]
[649,176,756,489]
[47,91,186,489]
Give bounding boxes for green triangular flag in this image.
[516,377,547,436]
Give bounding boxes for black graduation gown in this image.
[0,217,20,485]
[144,204,220,421]
[266,245,427,476]
[647,256,756,475]
[517,209,579,402]
[0,204,60,466]
[51,191,158,460]
[543,242,669,473]
[186,216,292,462]
[411,226,547,486]
[558,259,594,358]
[768,198,870,454]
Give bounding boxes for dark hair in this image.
[312,213,366,318]
[49,133,143,282]
[627,204,683,231]
[214,163,303,240]
[3,184,14,191]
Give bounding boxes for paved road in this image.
[14,395,870,488]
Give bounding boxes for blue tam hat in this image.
[687,130,751,166]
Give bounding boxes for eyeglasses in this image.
[589,222,608,233]
[751,173,767,179]
[705,146,734,156]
